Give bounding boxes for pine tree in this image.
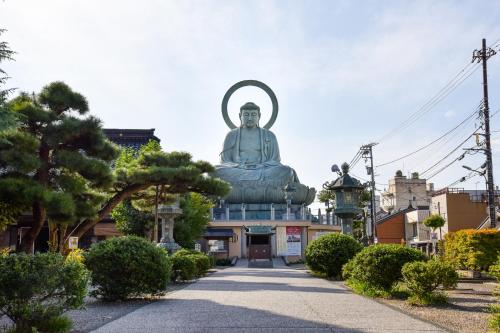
[1,82,230,252]
[0,29,16,131]
[0,82,118,253]
[70,140,230,239]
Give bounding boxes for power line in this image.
[376,106,481,168]
[420,133,476,176]
[377,38,499,144]
[377,62,480,143]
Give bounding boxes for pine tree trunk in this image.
[48,222,58,252]
[71,184,149,239]
[21,202,46,253]
[59,224,68,254]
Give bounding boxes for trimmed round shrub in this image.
[0,252,88,333]
[305,233,362,279]
[343,244,427,292]
[191,253,211,276]
[171,255,197,281]
[84,236,172,301]
[172,249,212,278]
[402,259,458,305]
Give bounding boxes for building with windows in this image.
[380,171,431,212]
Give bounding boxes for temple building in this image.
[103,128,160,150]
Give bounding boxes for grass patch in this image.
[488,304,500,332]
[345,279,413,300]
[406,291,448,306]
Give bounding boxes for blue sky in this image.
[1,1,500,209]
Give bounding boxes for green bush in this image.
[171,250,211,279]
[171,255,197,281]
[488,257,500,332]
[402,259,458,305]
[305,233,362,279]
[0,252,88,333]
[444,229,500,271]
[489,305,500,332]
[343,244,427,294]
[84,236,172,301]
[189,254,211,276]
[488,255,500,281]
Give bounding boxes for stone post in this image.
[241,203,246,221]
[270,203,275,220]
[301,204,306,220]
[341,218,353,235]
[225,206,230,220]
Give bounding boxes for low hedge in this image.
[444,229,500,271]
[171,249,212,281]
[0,252,88,333]
[343,244,427,293]
[305,233,362,279]
[402,259,458,305]
[84,236,172,301]
[171,255,197,281]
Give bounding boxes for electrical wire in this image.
[377,62,480,143]
[420,133,475,176]
[376,106,481,168]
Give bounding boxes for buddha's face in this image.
[240,109,260,128]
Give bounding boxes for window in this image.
[412,224,418,237]
[208,240,226,252]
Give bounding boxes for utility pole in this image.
[361,143,378,241]
[472,39,497,228]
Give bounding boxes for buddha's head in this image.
[239,102,260,128]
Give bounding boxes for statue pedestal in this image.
[157,203,183,254]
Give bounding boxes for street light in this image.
[462,165,486,178]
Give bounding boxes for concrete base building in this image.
[202,205,340,260]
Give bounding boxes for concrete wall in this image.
[228,227,241,258]
[382,176,429,212]
[447,193,487,232]
[430,192,487,237]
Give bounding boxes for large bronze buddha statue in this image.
[214,102,315,205]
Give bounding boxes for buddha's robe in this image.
[214,127,299,184]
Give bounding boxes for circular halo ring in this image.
[221,80,279,130]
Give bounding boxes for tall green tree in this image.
[0,82,118,253]
[174,192,213,248]
[111,199,154,237]
[1,82,230,253]
[0,29,16,131]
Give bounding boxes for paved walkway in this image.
[92,259,446,333]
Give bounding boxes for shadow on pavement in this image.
[187,279,349,294]
[93,298,366,333]
[215,269,311,279]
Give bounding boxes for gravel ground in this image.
[0,279,195,333]
[69,279,196,333]
[376,281,498,333]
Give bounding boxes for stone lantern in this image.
[157,199,183,254]
[327,163,364,235]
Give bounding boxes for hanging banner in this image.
[286,226,301,255]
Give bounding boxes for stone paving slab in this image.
[91,259,446,333]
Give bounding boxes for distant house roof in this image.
[376,206,415,225]
[103,128,160,150]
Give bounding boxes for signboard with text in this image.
[68,237,78,249]
[286,226,301,255]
